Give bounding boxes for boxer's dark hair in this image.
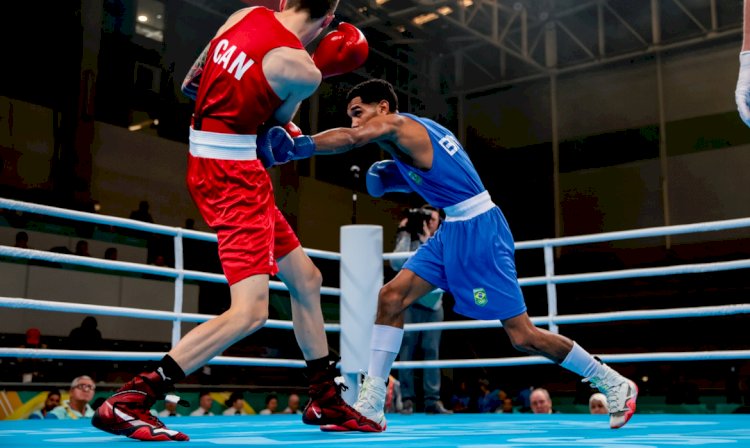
[347,79,399,112]
[286,0,339,19]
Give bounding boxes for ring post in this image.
[340,225,383,404]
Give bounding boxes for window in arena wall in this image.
[135,0,164,43]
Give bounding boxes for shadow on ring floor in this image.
[1,413,749,447]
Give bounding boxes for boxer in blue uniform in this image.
[257,79,638,431]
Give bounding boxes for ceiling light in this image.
[156,14,163,19]
[413,12,439,25]
[375,0,390,4]
[437,6,453,15]
[137,15,148,23]
[460,0,473,6]
[395,25,406,33]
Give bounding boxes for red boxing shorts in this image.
[187,154,300,285]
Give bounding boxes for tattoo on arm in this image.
[181,44,210,100]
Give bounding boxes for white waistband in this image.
[444,191,496,221]
[189,127,257,160]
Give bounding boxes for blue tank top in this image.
[393,113,486,208]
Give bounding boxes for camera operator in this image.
[391,205,451,415]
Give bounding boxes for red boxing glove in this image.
[284,121,302,137]
[312,23,369,79]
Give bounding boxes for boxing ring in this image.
[1,197,749,447]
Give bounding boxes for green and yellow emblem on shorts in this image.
[473,288,488,306]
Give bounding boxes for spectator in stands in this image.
[477,379,502,413]
[384,374,402,414]
[46,375,95,419]
[14,231,29,248]
[589,392,609,415]
[104,247,118,260]
[282,393,302,415]
[450,380,472,413]
[500,395,515,413]
[152,254,167,267]
[75,240,90,257]
[223,391,248,416]
[190,391,214,416]
[666,372,700,405]
[68,316,103,351]
[29,390,61,419]
[159,396,180,417]
[130,200,154,223]
[517,385,533,413]
[530,388,557,414]
[259,394,279,415]
[18,327,47,382]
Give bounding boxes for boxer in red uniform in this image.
[92,1,376,441]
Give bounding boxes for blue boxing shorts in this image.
[403,199,527,321]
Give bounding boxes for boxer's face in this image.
[347,97,390,128]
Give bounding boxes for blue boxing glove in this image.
[256,126,317,168]
[366,160,413,197]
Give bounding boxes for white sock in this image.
[561,342,601,379]
[367,325,404,379]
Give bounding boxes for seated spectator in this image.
[29,390,61,419]
[500,396,515,413]
[282,393,302,415]
[14,231,29,248]
[130,200,154,223]
[152,254,167,267]
[46,376,95,419]
[477,379,502,413]
[190,391,215,416]
[18,327,48,382]
[530,388,557,414]
[104,247,118,260]
[68,316,103,351]
[259,394,278,415]
[159,395,180,417]
[450,381,472,413]
[75,240,90,257]
[517,385,533,413]
[223,391,248,416]
[589,392,609,415]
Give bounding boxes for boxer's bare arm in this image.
[263,48,321,124]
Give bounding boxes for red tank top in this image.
[193,8,304,134]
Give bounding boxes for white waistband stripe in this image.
[444,191,496,221]
[189,127,258,160]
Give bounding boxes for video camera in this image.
[403,208,433,238]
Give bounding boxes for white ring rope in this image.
[391,350,750,369]
[517,258,750,286]
[0,348,305,368]
[0,246,341,296]
[0,297,341,332]
[0,197,341,260]
[382,216,750,259]
[1,297,744,333]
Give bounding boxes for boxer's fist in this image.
[312,23,369,78]
[366,160,412,197]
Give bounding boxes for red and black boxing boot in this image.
[301,356,383,432]
[92,356,189,441]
